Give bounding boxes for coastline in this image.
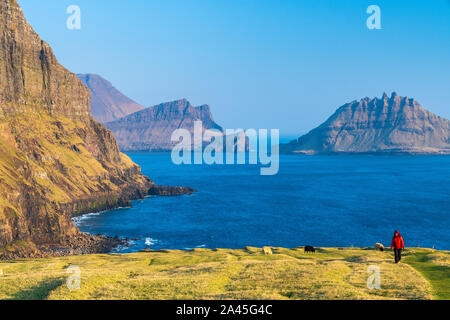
[0,185,196,261]
[67,186,197,257]
[283,150,450,156]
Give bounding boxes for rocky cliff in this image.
[105,99,224,152]
[281,92,450,154]
[77,74,145,124]
[0,0,153,258]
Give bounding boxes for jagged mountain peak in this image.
[116,99,217,123]
[153,99,210,112]
[282,93,450,154]
[105,99,223,152]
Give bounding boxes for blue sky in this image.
[19,0,450,134]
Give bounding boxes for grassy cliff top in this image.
[0,247,448,300]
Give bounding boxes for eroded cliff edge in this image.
[0,0,154,259]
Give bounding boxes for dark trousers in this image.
[394,248,402,263]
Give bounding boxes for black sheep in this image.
[304,246,316,253]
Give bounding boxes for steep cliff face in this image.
[282,92,450,154]
[0,0,152,257]
[105,99,224,152]
[0,1,90,120]
[77,74,145,124]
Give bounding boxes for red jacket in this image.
[391,231,405,249]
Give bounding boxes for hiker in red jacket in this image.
[391,230,405,263]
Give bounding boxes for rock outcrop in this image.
[77,74,145,124]
[281,92,450,154]
[105,99,225,152]
[148,186,196,196]
[0,0,153,258]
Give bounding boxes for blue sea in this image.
[75,153,450,251]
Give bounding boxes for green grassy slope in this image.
[403,249,450,300]
[0,247,448,300]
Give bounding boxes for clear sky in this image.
[19,0,450,135]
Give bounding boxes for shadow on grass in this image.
[9,278,64,300]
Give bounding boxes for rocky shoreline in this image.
[39,234,126,258]
[0,184,196,261]
[67,186,197,256]
[0,234,125,260]
[148,185,197,196]
[289,149,450,155]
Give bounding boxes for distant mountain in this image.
[105,99,225,152]
[281,92,450,154]
[77,74,145,123]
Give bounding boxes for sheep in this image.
[304,246,316,253]
[263,247,273,255]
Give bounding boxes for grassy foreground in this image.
[0,247,448,300]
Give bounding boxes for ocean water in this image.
[75,153,450,252]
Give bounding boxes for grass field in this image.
[0,247,448,300]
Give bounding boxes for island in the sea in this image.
[104,99,225,152]
[281,92,450,155]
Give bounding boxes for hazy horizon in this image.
[19,0,450,134]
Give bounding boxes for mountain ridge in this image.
[281,92,450,154]
[77,74,145,123]
[105,99,224,152]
